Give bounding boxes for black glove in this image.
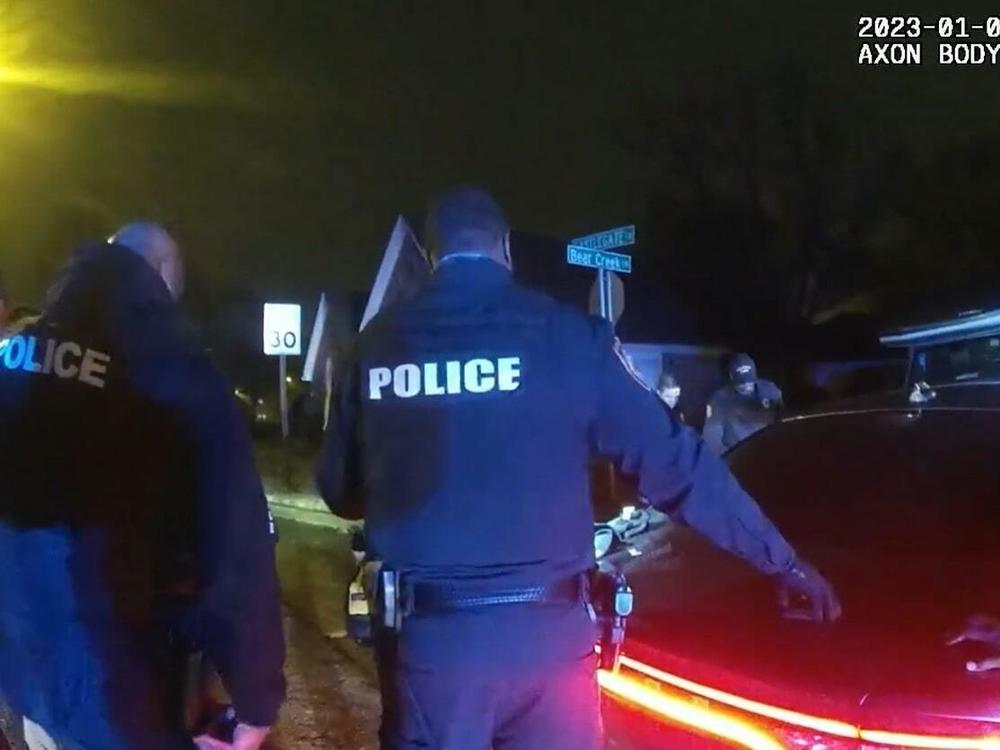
[775,559,842,623]
[947,616,1000,672]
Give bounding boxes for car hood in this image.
[616,531,1000,731]
[612,407,1000,732]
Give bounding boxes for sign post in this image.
[600,268,611,319]
[263,303,302,440]
[567,225,635,323]
[568,226,636,515]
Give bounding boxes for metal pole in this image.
[279,354,290,440]
[604,270,614,322]
[598,268,610,321]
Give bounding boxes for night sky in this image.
[3,1,1000,345]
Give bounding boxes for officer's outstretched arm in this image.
[589,325,841,621]
[317,354,364,520]
[589,325,795,575]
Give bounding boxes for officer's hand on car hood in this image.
[776,559,842,623]
[947,616,1000,672]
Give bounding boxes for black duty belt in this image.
[408,574,585,614]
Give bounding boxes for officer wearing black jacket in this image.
[704,353,783,454]
[0,224,285,750]
[319,187,840,750]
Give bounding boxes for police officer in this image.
[318,187,840,750]
[0,224,285,750]
[703,352,783,454]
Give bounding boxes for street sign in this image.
[567,245,633,274]
[263,303,302,356]
[568,224,635,324]
[571,224,635,252]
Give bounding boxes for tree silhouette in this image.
[624,18,1000,339]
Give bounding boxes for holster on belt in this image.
[376,567,408,633]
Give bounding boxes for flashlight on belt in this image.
[599,573,634,672]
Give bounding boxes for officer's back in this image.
[320,193,621,674]
[357,259,601,583]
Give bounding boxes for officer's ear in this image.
[158,254,185,300]
[502,232,513,270]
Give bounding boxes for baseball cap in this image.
[729,353,758,386]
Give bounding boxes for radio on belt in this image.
[596,572,634,672]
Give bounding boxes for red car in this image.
[601,312,1000,750]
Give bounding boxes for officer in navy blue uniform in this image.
[704,353,784,454]
[319,188,840,750]
[0,225,284,750]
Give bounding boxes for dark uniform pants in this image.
[379,647,602,750]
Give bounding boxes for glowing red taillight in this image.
[857,731,1000,750]
[598,668,785,750]
[599,654,1000,750]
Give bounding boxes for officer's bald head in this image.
[108,221,184,299]
[427,186,511,268]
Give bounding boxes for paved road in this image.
[269,611,379,750]
[269,509,380,749]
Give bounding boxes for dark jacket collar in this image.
[431,256,512,288]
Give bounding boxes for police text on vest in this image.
[0,335,112,389]
[368,357,521,400]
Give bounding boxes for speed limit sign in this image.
[263,303,302,356]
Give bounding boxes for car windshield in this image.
[726,410,1000,556]
[914,334,1000,386]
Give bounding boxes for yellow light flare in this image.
[0,63,255,107]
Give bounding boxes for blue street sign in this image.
[571,225,636,252]
[566,245,632,274]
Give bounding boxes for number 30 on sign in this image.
[263,303,302,356]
